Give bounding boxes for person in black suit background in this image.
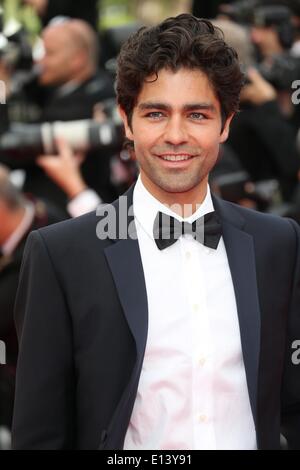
[20,18,116,211]
[12,14,300,449]
[0,164,64,442]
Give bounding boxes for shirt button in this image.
[185,251,191,260]
[193,304,199,313]
[198,357,206,367]
[198,414,208,423]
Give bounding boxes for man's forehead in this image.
[143,66,208,81]
[135,67,221,110]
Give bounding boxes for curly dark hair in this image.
[116,14,245,128]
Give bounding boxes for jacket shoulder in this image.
[31,209,112,259]
[215,197,299,242]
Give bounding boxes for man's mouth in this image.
[156,154,195,162]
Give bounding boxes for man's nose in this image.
[163,116,188,145]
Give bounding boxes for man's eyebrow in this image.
[137,102,217,112]
[138,102,171,111]
[183,103,217,113]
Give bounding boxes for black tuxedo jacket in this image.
[12,186,300,449]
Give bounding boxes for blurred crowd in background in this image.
[1,0,300,449]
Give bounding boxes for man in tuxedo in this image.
[12,14,300,449]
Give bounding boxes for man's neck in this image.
[140,173,208,218]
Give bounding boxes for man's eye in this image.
[189,112,205,120]
[146,112,164,119]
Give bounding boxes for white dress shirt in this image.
[123,176,257,450]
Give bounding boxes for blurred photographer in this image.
[230,66,300,201]
[212,17,300,204]
[250,4,300,120]
[16,18,116,211]
[218,2,300,114]
[37,18,107,120]
[250,4,293,58]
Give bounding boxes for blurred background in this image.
[1,0,300,449]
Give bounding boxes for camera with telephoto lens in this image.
[234,2,300,91]
[0,99,124,162]
[257,53,300,90]
[0,10,125,166]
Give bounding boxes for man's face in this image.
[120,68,233,202]
[38,27,78,86]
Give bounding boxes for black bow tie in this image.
[153,211,222,251]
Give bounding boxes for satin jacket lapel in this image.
[103,238,148,445]
[104,240,148,361]
[103,184,148,363]
[213,196,261,428]
[101,186,148,447]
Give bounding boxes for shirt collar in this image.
[133,175,215,240]
[1,202,35,257]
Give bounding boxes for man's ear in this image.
[220,113,235,143]
[118,106,134,140]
